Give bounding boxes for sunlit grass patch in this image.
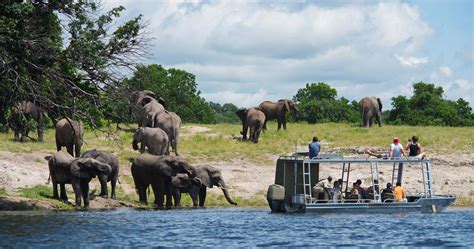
[454,196,474,207]
[0,188,7,196]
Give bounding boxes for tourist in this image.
[389,137,407,159]
[393,182,406,202]
[381,183,394,202]
[405,136,426,159]
[331,179,343,203]
[308,136,320,159]
[312,176,332,201]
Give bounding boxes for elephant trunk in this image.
[218,181,237,205]
[132,138,139,150]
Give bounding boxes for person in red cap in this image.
[389,136,406,158]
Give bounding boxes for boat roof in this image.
[279,152,430,164]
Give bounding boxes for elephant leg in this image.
[71,181,82,208]
[66,145,74,157]
[173,130,180,156]
[151,182,164,207]
[98,174,108,198]
[377,113,382,127]
[249,126,256,143]
[277,117,282,131]
[255,129,261,143]
[282,118,287,130]
[172,188,181,207]
[80,179,90,208]
[14,131,20,141]
[262,119,268,131]
[198,187,207,207]
[59,183,68,201]
[242,124,248,140]
[52,180,59,199]
[189,188,199,207]
[110,177,117,199]
[137,183,147,205]
[164,178,173,208]
[74,144,81,158]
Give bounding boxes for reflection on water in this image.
[0,207,473,247]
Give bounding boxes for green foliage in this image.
[293,83,358,123]
[20,185,53,199]
[210,102,240,123]
[387,82,473,126]
[122,64,216,123]
[0,0,147,129]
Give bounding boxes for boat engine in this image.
[267,184,285,212]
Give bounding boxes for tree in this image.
[293,82,358,123]
[210,102,240,123]
[123,64,216,123]
[387,82,473,126]
[0,0,148,129]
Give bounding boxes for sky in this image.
[103,0,473,108]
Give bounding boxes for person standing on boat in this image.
[308,136,320,159]
[389,137,406,159]
[393,182,406,202]
[313,176,332,201]
[405,136,426,159]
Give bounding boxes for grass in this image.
[453,196,474,207]
[1,122,473,208]
[0,188,7,196]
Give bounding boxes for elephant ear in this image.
[172,174,192,188]
[279,99,290,111]
[162,157,184,176]
[157,97,166,109]
[139,96,154,107]
[376,98,382,112]
[71,158,111,179]
[235,108,248,122]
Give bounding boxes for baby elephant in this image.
[81,149,120,199]
[172,165,237,207]
[46,151,111,208]
[132,127,169,155]
[55,118,84,157]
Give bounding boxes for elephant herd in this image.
[41,90,236,208]
[12,92,382,208]
[235,99,299,143]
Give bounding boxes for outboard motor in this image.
[267,184,285,213]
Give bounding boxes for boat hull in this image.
[277,196,456,214]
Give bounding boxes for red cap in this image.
[393,137,399,144]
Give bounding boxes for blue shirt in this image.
[308,142,320,158]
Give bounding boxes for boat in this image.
[266,153,455,214]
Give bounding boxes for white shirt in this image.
[390,143,404,158]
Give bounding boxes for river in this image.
[0,207,473,247]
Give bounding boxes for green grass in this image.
[1,122,473,208]
[0,188,7,196]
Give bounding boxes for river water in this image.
[0,207,473,247]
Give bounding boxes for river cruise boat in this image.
[267,153,455,214]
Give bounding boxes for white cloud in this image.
[395,54,429,67]
[100,1,474,108]
[439,66,453,77]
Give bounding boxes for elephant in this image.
[132,127,169,155]
[145,110,181,156]
[10,101,48,142]
[131,153,195,208]
[137,96,166,127]
[258,99,298,131]
[46,151,112,208]
[129,90,165,127]
[171,165,238,207]
[55,118,84,157]
[81,149,120,199]
[235,107,265,143]
[359,97,382,127]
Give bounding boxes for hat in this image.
[393,137,399,144]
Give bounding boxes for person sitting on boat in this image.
[331,179,343,203]
[366,180,380,200]
[349,180,364,200]
[393,182,407,202]
[389,137,407,159]
[405,136,426,159]
[312,176,332,201]
[381,183,394,202]
[308,136,320,159]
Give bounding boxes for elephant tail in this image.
[46,173,51,185]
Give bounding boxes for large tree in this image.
[293,82,358,123]
[387,82,473,126]
[0,0,148,128]
[122,64,216,123]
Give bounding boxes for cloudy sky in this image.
[104,0,473,108]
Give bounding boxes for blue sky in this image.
[104,0,473,108]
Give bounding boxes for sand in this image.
[0,126,472,209]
